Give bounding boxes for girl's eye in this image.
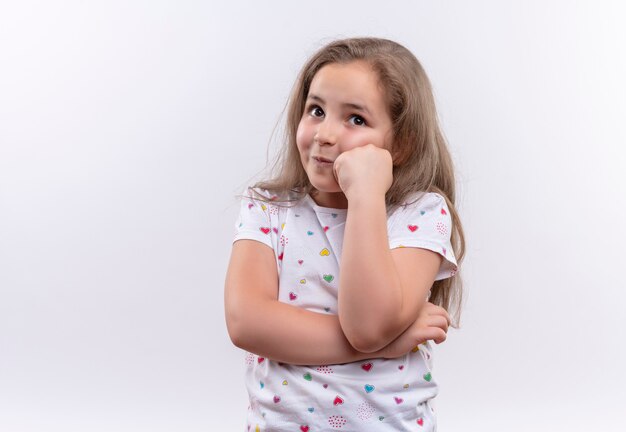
[349,115,366,126]
[308,105,324,118]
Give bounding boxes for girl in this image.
[225,37,465,431]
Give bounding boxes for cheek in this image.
[342,131,377,151]
[365,129,391,150]
[382,128,394,151]
[295,121,311,152]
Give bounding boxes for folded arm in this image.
[338,195,443,353]
[224,239,378,365]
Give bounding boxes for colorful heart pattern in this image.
[240,190,453,428]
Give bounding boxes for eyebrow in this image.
[307,94,371,116]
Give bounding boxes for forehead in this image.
[307,61,385,108]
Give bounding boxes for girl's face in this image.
[296,61,394,208]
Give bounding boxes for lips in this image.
[313,156,334,163]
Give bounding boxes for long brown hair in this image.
[253,37,466,327]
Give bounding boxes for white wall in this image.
[1,1,625,431]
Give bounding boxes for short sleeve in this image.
[388,192,458,281]
[233,187,274,249]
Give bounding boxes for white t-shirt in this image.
[233,187,458,431]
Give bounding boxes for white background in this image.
[1,1,625,431]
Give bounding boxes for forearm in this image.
[229,298,376,365]
[339,195,409,351]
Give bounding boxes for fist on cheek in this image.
[332,144,393,200]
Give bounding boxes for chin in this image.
[310,179,341,194]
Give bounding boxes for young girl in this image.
[225,37,465,431]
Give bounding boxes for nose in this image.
[314,118,338,146]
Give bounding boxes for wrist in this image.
[344,189,386,206]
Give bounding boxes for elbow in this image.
[225,306,250,349]
[225,314,243,348]
[224,288,262,350]
[347,331,390,353]
[342,322,395,354]
[348,336,384,354]
[226,326,244,350]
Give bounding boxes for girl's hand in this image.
[378,302,451,359]
[333,144,393,201]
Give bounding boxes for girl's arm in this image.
[339,196,442,353]
[225,239,375,365]
[332,144,446,353]
[225,239,450,364]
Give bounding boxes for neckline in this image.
[304,194,348,215]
